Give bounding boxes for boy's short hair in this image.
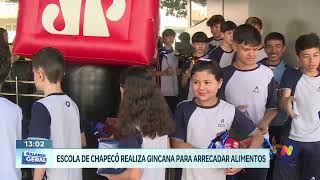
[221,21,237,33]
[162,29,176,38]
[233,24,261,46]
[295,33,320,55]
[207,15,225,27]
[0,50,10,85]
[245,17,263,30]
[178,32,190,42]
[32,47,65,83]
[192,32,208,43]
[264,32,286,46]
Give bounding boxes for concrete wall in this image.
[185,0,320,67]
[248,0,320,67]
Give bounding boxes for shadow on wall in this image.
[284,19,311,68]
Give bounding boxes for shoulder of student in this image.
[176,99,194,109]
[259,64,274,77]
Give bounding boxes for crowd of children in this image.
[156,15,320,180]
[0,14,320,180]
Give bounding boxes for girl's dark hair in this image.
[0,28,10,58]
[0,50,10,85]
[191,60,223,81]
[118,66,175,139]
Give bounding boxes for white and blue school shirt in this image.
[0,96,22,180]
[171,99,256,180]
[209,45,235,68]
[28,93,82,180]
[160,47,179,97]
[119,129,168,180]
[222,65,278,128]
[208,37,223,49]
[280,68,320,142]
[260,59,288,126]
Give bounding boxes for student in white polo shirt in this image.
[274,33,320,180]
[171,61,263,180]
[221,24,278,180]
[159,29,179,113]
[209,21,237,68]
[28,48,83,180]
[0,50,22,180]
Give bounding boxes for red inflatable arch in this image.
[13,0,159,65]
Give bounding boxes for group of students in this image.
[157,15,320,180]
[0,15,319,180]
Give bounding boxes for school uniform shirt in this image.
[260,59,288,126]
[208,45,235,68]
[171,99,256,180]
[160,48,179,97]
[221,65,278,135]
[0,96,22,180]
[208,37,223,49]
[28,93,82,180]
[119,129,168,180]
[280,67,320,142]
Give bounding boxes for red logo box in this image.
[13,0,159,65]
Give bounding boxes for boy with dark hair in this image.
[0,51,22,180]
[181,32,210,100]
[222,24,278,180]
[28,47,83,180]
[260,32,288,179]
[245,17,267,62]
[261,32,288,139]
[209,21,237,68]
[206,15,225,48]
[274,33,320,180]
[158,29,179,112]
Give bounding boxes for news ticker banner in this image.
[16,140,270,168]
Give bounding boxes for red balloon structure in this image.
[13,0,159,65]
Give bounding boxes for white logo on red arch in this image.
[42,0,126,37]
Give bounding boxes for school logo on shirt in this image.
[65,101,70,107]
[218,119,225,127]
[253,86,260,93]
[317,86,320,92]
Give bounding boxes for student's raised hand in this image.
[283,96,299,119]
[224,168,243,175]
